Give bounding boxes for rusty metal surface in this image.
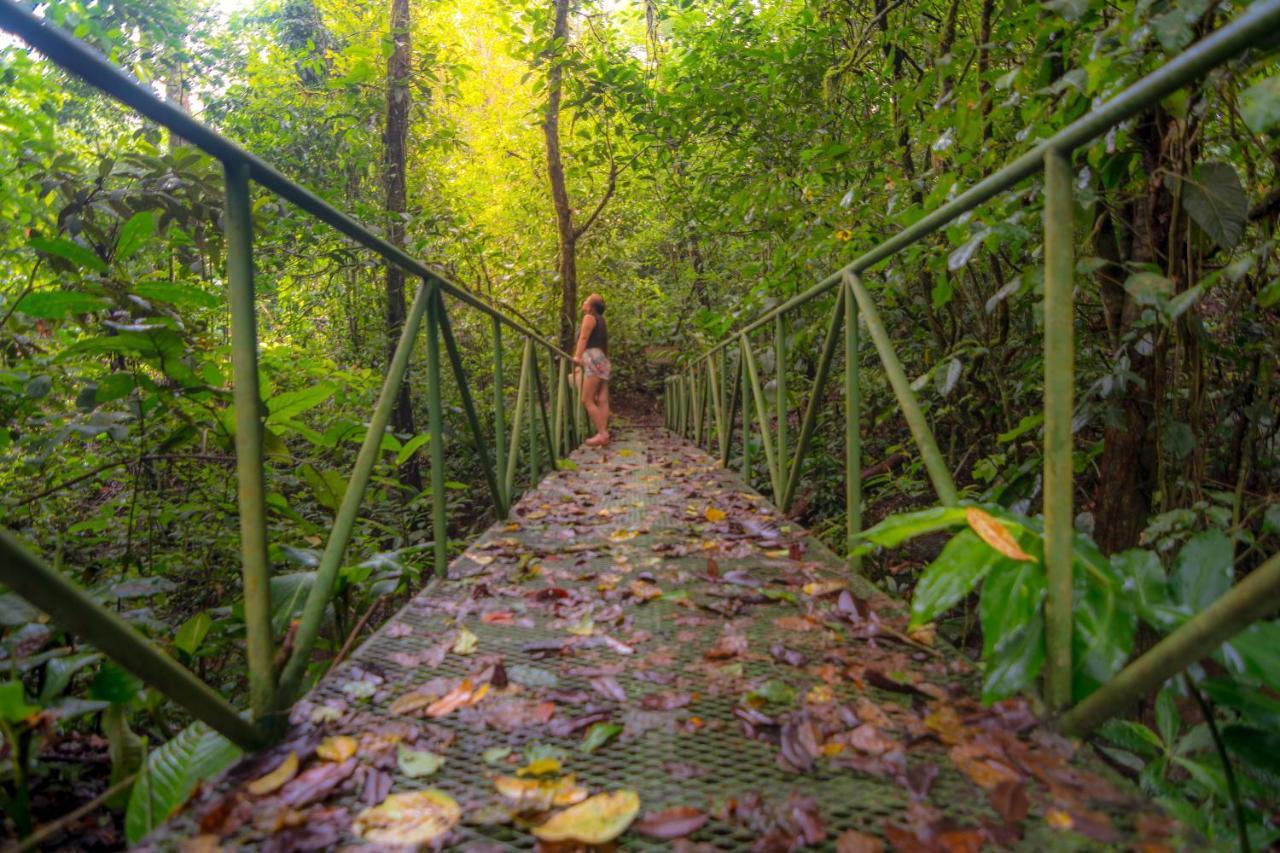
[147,425,1172,850]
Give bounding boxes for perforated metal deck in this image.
[145,425,1173,850]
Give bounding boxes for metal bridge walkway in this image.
[144,423,1170,851]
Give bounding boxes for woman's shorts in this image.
[582,347,612,381]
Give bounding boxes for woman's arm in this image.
[573,315,595,363]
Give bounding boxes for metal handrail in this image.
[0,0,584,750]
[666,0,1280,732]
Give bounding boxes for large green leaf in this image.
[1179,162,1248,251]
[115,211,156,261]
[29,236,108,273]
[133,281,219,309]
[104,705,145,807]
[16,291,109,318]
[1170,529,1232,611]
[39,652,102,704]
[1221,726,1280,781]
[1220,620,1280,691]
[1111,548,1184,631]
[0,681,39,722]
[1071,555,1137,701]
[853,506,968,551]
[909,529,1011,627]
[978,559,1046,702]
[125,722,241,843]
[174,612,212,659]
[266,383,337,424]
[299,464,347,512]
[1239,76,1280,135]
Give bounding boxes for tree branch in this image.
[574,159,618,241]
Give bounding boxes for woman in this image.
[572,293,611,447]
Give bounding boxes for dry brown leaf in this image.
[965,507,1034,562]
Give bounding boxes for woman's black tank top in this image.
[586,313,608,353]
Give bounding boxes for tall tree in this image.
[383,0,419,487]
[541,0,617,352]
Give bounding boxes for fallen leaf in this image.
[483,746,513,765]
[705,507,726,522]
[580,721,623,753]
[315,736,357,763]
[989,780,1028,823]
[965,507,1034,562]
[609,529,639,543]
[481,610,514,624]
[352,789,460,845]
[836,829,885,852]
[278,758,357,807]
[397,744,446,778]
[426,679,489,718]
[495,774,589,811]
[453,627,479,654]
[516,757,562,777]
[533,789,641,844]
[246,751,298,796]
[633,806,709,839]
[1045,807,1073,830]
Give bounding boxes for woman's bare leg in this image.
[583,375,609,445]
[597,381,610,441]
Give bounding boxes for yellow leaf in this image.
[316,735,357,762]
[609,529,639,543]
[567,617,595,636]
[247,751,298,796]
[764,549,790,558]
[908,622,937,647]
[533,790,641,844]
[353,790,460,845]
[389,688,436,716]
[1046,808,1074,830]
[495,774,589,810]
[516,757,562,777]
[802,580,845,597]
[704,507,726,523]
[453,627,478,655]
[502,522,521,532]
[965,507,1035,562]
[820,742,846,757]
[806,684,834,705]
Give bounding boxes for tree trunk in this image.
[544,0,578,353]
[383,0,420,488]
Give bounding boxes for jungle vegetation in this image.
[1,0,1278,847]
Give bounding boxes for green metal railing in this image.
[665,0,1280,733]
[0,1,586,749]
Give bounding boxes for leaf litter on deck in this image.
[146,425,1180,851]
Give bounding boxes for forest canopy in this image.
[1,0,1279,848]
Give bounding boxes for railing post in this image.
[504,338,531,497]
[492,317,507,508]
[553,357,567,460]
[844,272,959,506]
[437,294,506,518]
[1043,147,1075,712]
[425,283,448,577]
[741,350,752,482]
[718,348,728,453]
[527,347,538,481]
[845,276,862,575]
[775,314,787,477]
[276,280,432,705]
[223,160,275,726]
[721,352,741,468]
[782,290,845,511]
[741,334,783,501]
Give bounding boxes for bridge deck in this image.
[148,424,1171,850]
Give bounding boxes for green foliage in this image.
[125,723,241,843]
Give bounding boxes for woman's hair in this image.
[587,293,606,315]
